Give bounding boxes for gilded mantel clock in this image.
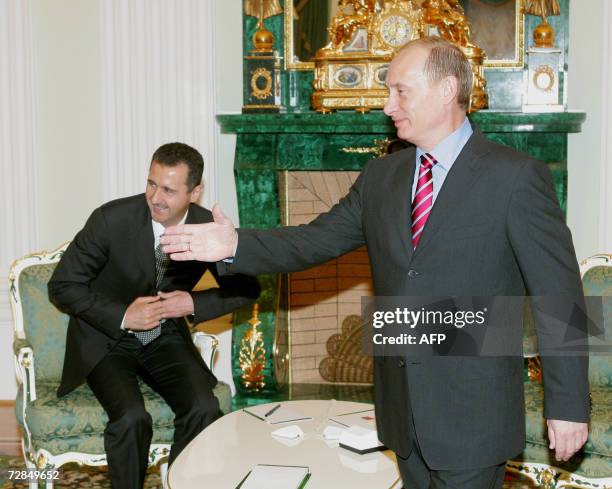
[312,0,422,113]
[311,0,488,113]
[374,5,418,50]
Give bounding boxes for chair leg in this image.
[23,456,38,489]
[160,461,169,489]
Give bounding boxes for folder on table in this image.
[236,464,310,489]
[243,404,312,424]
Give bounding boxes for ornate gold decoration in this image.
[523,0,561,48]
[311,0,488,113]
[244,0,283,53]
[250,67,274,100]
[244,0,282,20]
[340,138,392,157]
[526,356,542,382]
[324,0,378,52]
[533,64,555,92]
[421,0,471,46]
[37,453,47,469]
[239,303,266,391]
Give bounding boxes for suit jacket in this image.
[222,128,590,469]
[49,194,260,397]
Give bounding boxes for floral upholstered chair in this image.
[507,254,612,488]
[10,243,232,489]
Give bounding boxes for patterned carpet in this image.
[0,455,539,488]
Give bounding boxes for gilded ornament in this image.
[244,0,283,52]
[523,0,561,48]
[37,453,47,469]
[421,0,472,47]
[340,138,392,158]
[323,0,378,52]
[239,304,266,391]
[526,356,542,382]
[311,0,488,113]
[250,67,274,100]
[533,65,555,92]
[537,467,558,489]
[244,0,282,20]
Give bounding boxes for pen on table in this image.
[264,404,281,418]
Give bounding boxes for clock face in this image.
[380,15,412,48]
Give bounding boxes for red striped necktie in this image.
[411,153,438,249]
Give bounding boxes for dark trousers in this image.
[396,437,505,489]
[87,322,221,489]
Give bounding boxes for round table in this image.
[168,399,402,489]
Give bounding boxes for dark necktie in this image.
[133,243,169,345]
[411,153,438,249]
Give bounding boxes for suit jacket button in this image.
[107,343,112,350]
[408,269,419,278]
[398,359,406,368]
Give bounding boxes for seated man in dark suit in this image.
[48,142,260,489]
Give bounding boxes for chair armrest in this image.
[13,337,31,356]
[13,338,37,403]
[191,332,219,373]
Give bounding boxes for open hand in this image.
[160,204,238,262]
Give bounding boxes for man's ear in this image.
[189,183,203,202]
[440,76,459,106]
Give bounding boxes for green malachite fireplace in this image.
[220,110,585,401]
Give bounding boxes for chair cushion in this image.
[19,263,68,383]
[521,380,612,477]
[582,265,612,386]
[16,381,232,456]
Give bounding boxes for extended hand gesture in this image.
[160,204,239,262]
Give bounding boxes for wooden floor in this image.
[0,403,20,456]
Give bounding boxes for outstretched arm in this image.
[161,169,368,276]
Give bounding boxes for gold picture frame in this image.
[284,0,525,71]
[461,0,525,68]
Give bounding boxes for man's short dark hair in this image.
[151,142,204,191]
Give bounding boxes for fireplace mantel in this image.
[218,111,585,395]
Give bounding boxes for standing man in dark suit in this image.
[160,37,589,489]
[48,142,260,489]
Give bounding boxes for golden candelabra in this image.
[239,303,266,391]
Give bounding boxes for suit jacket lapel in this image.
[390,148,417,262]
[134,202,156,293]
[412,129,492,259]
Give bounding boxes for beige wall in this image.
[566,0,606,262]
[32,0,104,250]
